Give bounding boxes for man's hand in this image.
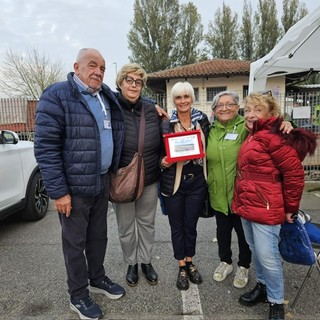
[155,105,170,119]
[54,194,72,217]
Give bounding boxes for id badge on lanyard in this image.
[104,119,111,129]
[224,126,238,140]
[97,93,111,130]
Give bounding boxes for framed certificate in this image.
[163,129,205,162]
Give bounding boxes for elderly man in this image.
[34,48,125,320]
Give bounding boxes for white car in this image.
[0,130,49,221]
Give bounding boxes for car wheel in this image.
[21,171,49,221]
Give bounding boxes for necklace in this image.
[179,122,192,131]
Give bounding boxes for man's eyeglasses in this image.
[124,76,144,87]
[214,103,238,110]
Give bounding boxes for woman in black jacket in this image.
[112,63,161,288]
[160,81,210,290]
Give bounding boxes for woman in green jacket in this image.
[207,91,293,289]
[207,91,251,289]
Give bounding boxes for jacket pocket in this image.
[255,186,270,210]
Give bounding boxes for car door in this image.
[0,132,25,211]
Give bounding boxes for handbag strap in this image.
[137,106,145,155]
[133,107,145,199]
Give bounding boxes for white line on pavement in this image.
[181,283,204,320]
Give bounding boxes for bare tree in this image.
[0,47,65,99]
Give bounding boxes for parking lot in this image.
[0,184,320,320]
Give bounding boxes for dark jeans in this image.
[215,210,251,268]
[164,172,207,261]
[58,174,109,300]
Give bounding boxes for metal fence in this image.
[1,93,320,181]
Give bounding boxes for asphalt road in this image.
[1,184,320,320]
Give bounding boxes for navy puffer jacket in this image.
[160,110,210,196]
[34,72,124,199]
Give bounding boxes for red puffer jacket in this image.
[232,117,317,225]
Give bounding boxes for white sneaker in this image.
[213,262,233,282]
[233,266,249,288]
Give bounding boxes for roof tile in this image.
[147,59,251,79]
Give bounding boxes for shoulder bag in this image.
[279,216,316,266]
[109,108,145,203]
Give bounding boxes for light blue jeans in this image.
[241,218,284,304]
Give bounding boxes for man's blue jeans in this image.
[241,218,284,304]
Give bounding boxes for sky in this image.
[0,0,318,90]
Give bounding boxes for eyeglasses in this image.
[259,90,272,96]
[214,103,238,110]
[124,76,144,87]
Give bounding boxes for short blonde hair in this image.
[115,63,147,90]
[244,92,281,116]
[171,82,195,105]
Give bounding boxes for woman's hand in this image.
[285,212,297,223]
[161,156,173,169]
[280,121,293,134]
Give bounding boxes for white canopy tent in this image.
[249,6,320,92]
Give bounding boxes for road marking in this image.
[313,191,320,198]
[181,283,204,320]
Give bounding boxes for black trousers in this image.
[215,210,251,268]
[164,172,207,261]
[58,174,109,300]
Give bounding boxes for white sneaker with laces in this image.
[233,266,249,288]
[213,262,233,282]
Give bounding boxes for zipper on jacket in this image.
[256,187,270,210]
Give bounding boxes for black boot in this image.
[176,267,189,291]
[239,282,268,306]
[141,263,158,285]
[126,264,138,287]
[269,303,285,320]
[186,263,203,284]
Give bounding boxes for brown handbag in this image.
[109,108,145,203]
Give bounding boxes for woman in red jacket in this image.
[232,92,317,320]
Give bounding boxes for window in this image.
[243,85,249,98]
[206,86,227,102]
[193,87,199,102]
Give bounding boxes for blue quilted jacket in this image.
[34,72,124,199]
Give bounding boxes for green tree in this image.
[0,47,64,99]
[254,0,280,59]
[172,2,204,66]
[128,0,180,72]
[128,0,204,72]
[281,0,308,34]
[205,3,239,59]
[239,0,255,60]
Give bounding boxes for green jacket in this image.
[206,115,248,214]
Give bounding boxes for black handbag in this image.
[200,190,215,218]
